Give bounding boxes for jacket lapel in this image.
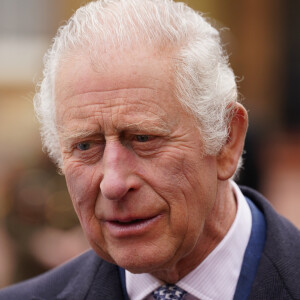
[84,260,124,300]
[241,186,300,299]
[54,251,124,300]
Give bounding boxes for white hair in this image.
[34,0,240,170]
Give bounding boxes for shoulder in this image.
[240,186,300,299]
[0,249,104,300]
[241,186,300,241]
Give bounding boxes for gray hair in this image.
[34,0,240,170]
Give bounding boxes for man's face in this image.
[55,50,219,276]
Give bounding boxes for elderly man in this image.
[1,0,300,299]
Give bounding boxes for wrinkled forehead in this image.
[54,45,177,104]
[53,45,198,142]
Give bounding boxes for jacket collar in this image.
[241,186,300,299]
[53,251,124,300]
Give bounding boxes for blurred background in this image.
[0,0,299,288]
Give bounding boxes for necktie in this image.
[152,284,187,300]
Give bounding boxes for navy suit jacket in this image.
[0,187,299,300]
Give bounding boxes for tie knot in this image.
[152,284,187,300]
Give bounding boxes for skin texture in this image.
[55,49,248,283]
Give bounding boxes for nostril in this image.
[128,188,134,192]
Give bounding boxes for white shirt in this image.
[126,181,252,300]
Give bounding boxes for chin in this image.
[106,244,177,274]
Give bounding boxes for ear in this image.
[217,103,248,180]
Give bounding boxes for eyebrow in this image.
[59,128,101,145]
[122,120,171,135]
[59,118,171,145]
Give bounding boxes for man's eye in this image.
[77,142,91,151]
[135,135,151,142]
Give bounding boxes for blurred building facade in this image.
[0,0,299,287]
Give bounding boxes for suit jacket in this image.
[0,186,299,300]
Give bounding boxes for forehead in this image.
[55,47,189,121]
[55,48,175,104]
[54,47,192,136]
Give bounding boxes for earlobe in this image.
[217,103,248,180]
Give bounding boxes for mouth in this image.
[103,215,161,238]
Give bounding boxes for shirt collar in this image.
[126,181,252,300]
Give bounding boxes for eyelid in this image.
[135,135,156,142]
[63,132,103,144]
[74,138,104,149]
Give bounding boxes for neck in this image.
[151,180,237,283]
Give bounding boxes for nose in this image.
[100,141,138,201]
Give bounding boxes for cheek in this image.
[140,150,202,207]
[181,151,218,198]
[141,151,187,188]
[142,150,217,233]
[64,163,100,219]
[64,163,112,259]
[139,154,192,228]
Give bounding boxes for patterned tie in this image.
[152,284,187,300]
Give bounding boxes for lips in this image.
[102,214,161,238]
